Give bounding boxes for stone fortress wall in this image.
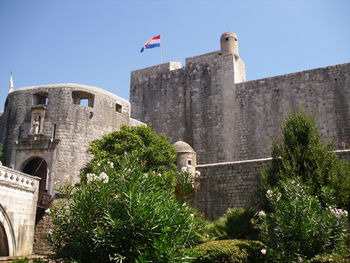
[0,83,140,193]
[131,32,350,218]
[130,33,350,165]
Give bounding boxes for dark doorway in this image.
[23,158,48,193]
[0,222,9,256]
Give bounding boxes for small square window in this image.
[33,92,48,105]
[187,159,192,165]
[116,103,122,113]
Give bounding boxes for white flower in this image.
[108,161,114,168]
[143,173,148,179]
[181,167,187,172]
[258,210,266,217]
[46,208,51,214]
[328,207,348,217]
[98,172,109,183]
[97,163,101,167]
[190,213,194,218]
[261,249,267,255]
[114,194,119,199]
[87,173,96,183]
[266,190,273,198]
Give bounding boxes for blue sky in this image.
[0,0,349,110]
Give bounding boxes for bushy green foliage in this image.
[191,240,267,263]
[261,112,350,211]
[12,258,29,263]
[200,208,259,242]
[258,112,350,262]
[309,253,350,263]
[83,125,177,175]
[50,156,202,263]
[258,177,349,263]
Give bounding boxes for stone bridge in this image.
[0,164,39,257]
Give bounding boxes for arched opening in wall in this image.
[0,221,9,256]
[22,157,51,210]
[22,157,48,193]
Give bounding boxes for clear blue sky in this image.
[1,0,349,110]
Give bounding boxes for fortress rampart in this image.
[130,33,350,164]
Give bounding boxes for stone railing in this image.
[0,165,40,193]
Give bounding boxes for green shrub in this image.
[309,253,350,263]
[12,258,29,263]
[191,239,267,263]
[258,177,349,263]
[49,156,202,263]
[201,208,259,242]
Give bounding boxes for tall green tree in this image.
[258,112,350,262]
[261,112,350,211]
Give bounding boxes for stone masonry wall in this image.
[226,63,350,161]
[195,150,350,220]
[131,56,350,163]
[0,84,140,190]
[195,158,270,220]
[131,52,237,164]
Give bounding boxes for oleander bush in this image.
[191,239,267,263]
[49,126,202,263]
[258,177,349,263]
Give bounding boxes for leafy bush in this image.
[49,156,202,263]
[201,208,259,242]
[12,258,29,263]
[191,239,267,263]
[309,253,350,263]
[258,177,349,263]
[260,112,350,211]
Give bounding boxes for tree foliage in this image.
[83,125,177,175]
[261,112,350,211]
[258,112,350,262]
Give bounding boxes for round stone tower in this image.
[220,32,239,57]
[173,141,196,176]
[0,83,136,196]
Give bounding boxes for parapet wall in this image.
[195,158,270,220]
[195,150,350,220]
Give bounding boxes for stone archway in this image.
[22,157,48,193]
[0,205,15,256]
[0,221,9,256]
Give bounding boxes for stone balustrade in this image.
[0,165,39,193]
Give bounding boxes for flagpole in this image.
[160,34,162,64]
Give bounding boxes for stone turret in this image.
[173,141,196,176]
[220,32,239,57]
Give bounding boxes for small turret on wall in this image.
[220,32,246,83]
[173,141,197,176]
